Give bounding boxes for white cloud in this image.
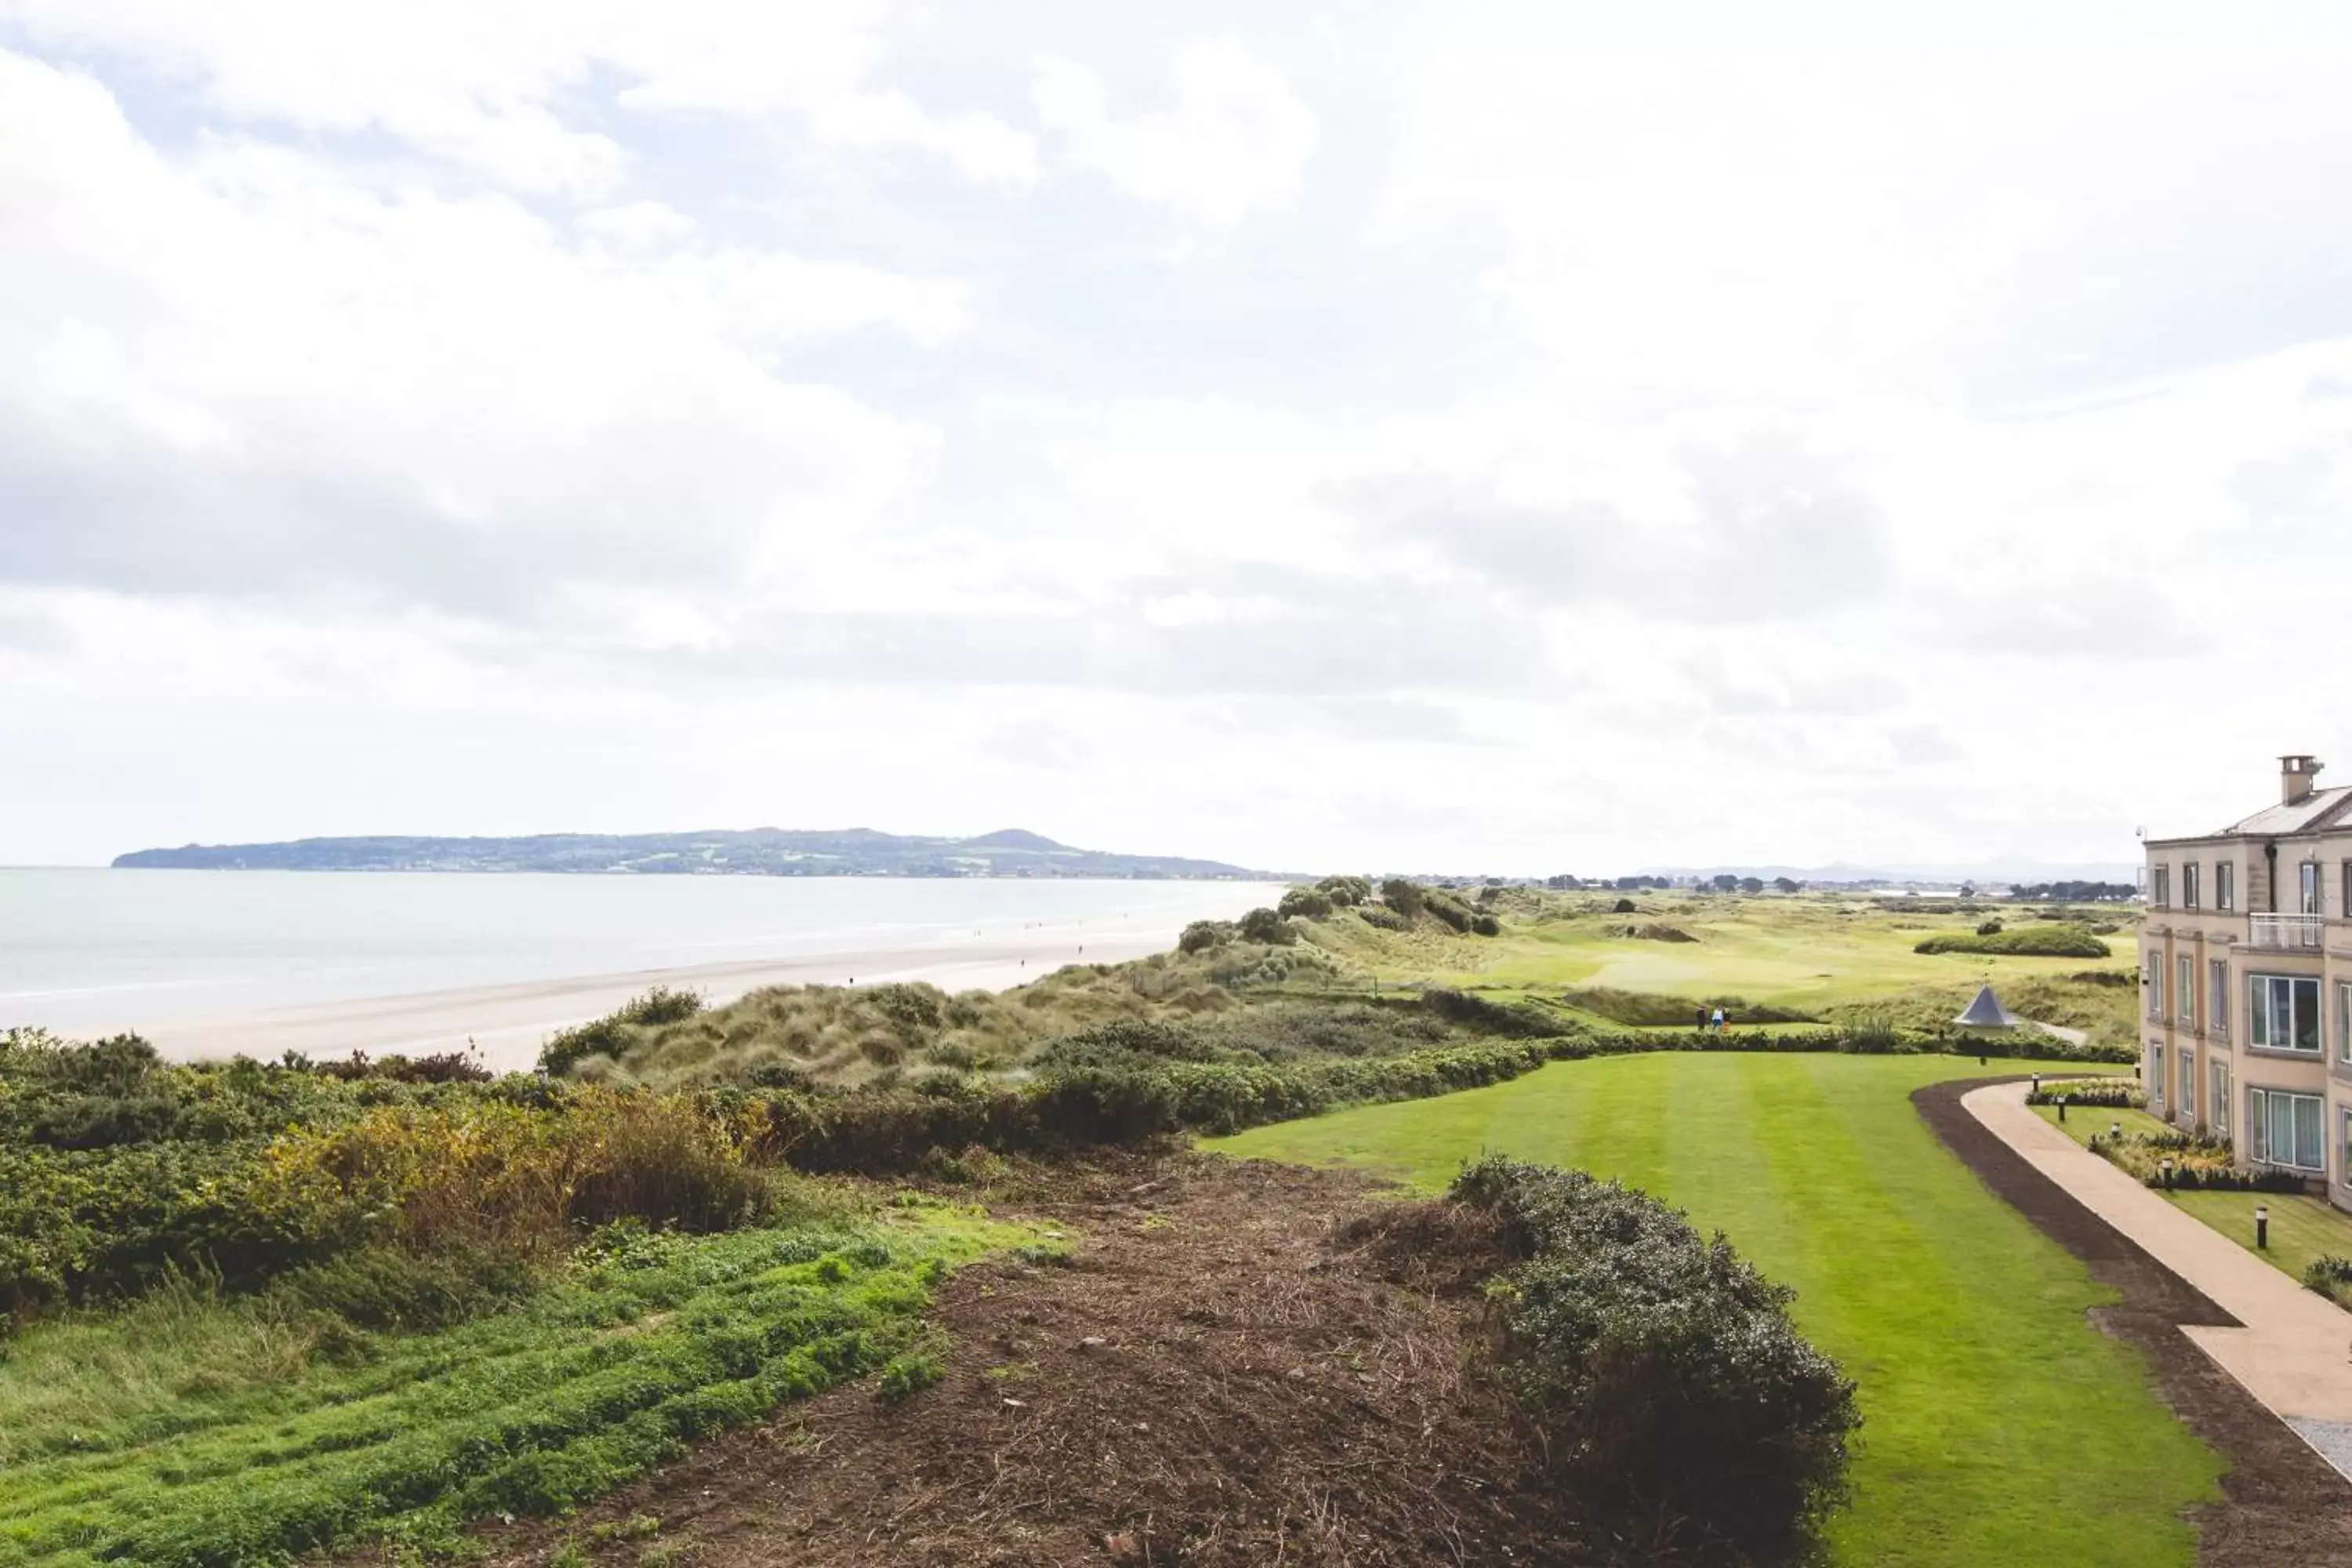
[0,0,1037,192]
[0,47,944,613]
[1033,41,1316,226]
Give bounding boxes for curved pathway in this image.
[1962,1079,2352,1475]
[1915,1077,2352,1565]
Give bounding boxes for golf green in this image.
[1207,1054,2221,1567]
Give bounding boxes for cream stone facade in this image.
[2142,756,2352,1209]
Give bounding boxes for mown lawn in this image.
[1309,894,2140,1020]
[0,1202,1027,1568]
[1209,1054,2219,1568]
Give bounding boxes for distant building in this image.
[2142,755,2352,1198]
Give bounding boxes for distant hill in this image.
[112,828,1276,880]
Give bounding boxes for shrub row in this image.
[2086,1129,2307,1192]
[1914,927,2114,958]
[1452,1157,1861,1563]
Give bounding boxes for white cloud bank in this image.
[5,1,2352,873]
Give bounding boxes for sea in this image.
[0,869,1280,1040]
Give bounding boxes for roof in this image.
[2218,785,2352,839]
[1954,983,2019,1030]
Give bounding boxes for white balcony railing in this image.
[2250,913,2326,951]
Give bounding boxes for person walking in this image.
[1710,1006,1726,1033]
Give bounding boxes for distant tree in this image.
[1772,877,1802,894]
[1958,880,1979,898]
[1613,897,1639,913]
[1711,873,1740,892]
[1545,873,1584,890]
[1738,877,1765,895]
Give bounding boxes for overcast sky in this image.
[5,2,2350,873]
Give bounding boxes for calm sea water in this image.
[0,870,1279,1036]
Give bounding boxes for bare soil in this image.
[1913,1079,2352,1568]
[459,1152,1581,1567]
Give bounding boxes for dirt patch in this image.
[457,1154,1580,1566]
[1913,1079,2352,1567]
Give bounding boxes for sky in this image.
[5,1,2351,875]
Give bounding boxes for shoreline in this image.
[125,922,1201,1073]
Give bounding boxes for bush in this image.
[1469,913,1502,936]
[1236,907,1298,946]
[1975,919,2004,937]
[1177,920,1229,953]
[539,988,706,1075]
[2306,1255,2352,1305]
[1276,887,1334,920]
[1315,875,1372,907]
[1380,878,1426,917]
[1356,904,1409,931]
[1915,927,2112,959]
[1452,1159,1860,1560]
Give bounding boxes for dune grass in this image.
[1208,1054,2217,1568]
[0,1203,1025,1567]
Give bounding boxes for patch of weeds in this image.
[1014,1240,1076,1267]
[877,1334,949,1404]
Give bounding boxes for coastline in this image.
[122,917,1214,1073]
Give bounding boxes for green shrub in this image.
[1315,875,1372,907]
[1178,920,1229,953]
[1380,878,1426,916]
[1915,927,2111,958]
[1276,887,1334,920]
[1452,1158,1860,1561]
[2305,1256,2352,1305]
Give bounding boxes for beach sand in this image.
[139,917,1200,1073]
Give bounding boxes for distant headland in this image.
[111,827,1279,880]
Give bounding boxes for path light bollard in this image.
[2257,1205,2270,1250]
[2161,1157,2174,1192]
[2057,1094,2067,1123]
[2111,1120,2122,1141]
[2031,1073,2042,1097]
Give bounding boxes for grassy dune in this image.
[1210,1053,2218,1568]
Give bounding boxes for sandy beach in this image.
[132,913,1211,1073]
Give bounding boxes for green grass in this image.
[0,1203,1025,1566]
[2165,1189,2352,1283]
[1208,1054,2217,1568]
[1308,894,2139,1022]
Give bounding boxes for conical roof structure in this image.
[1954,982,2018,1030]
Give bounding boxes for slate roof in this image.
[2219,785,2352,838]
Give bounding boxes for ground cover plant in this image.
[1911,926,2113,958]
[1208,1052,2220,1568]
[1454,1156,1861,1562]
[0,1201,1023,1567]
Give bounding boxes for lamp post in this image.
[2257,1205,2270,1250]
[2160,1157,2174,1191]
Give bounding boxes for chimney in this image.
[2282,754,2325,806]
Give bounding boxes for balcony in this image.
[2250,913,2326,951]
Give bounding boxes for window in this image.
[2303,861,2323,916]
[2218,861,2236,912]
[2150,1043,2165,1107]
[2178,955,2195,1027]
[2252,974,2323,1053]
[2343,1109,2352,1188]
[2210,959,2229,1038]
[2343,861,2352,923]
[2153,866,2172,908]
[2179,1049,2196,1119]
[2250,1087,2325,1171]
[2183,862,2201,909]
[2340,981,2352,1064]
[2147,954,2165,1019]
[2211,1061,2230,1134]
